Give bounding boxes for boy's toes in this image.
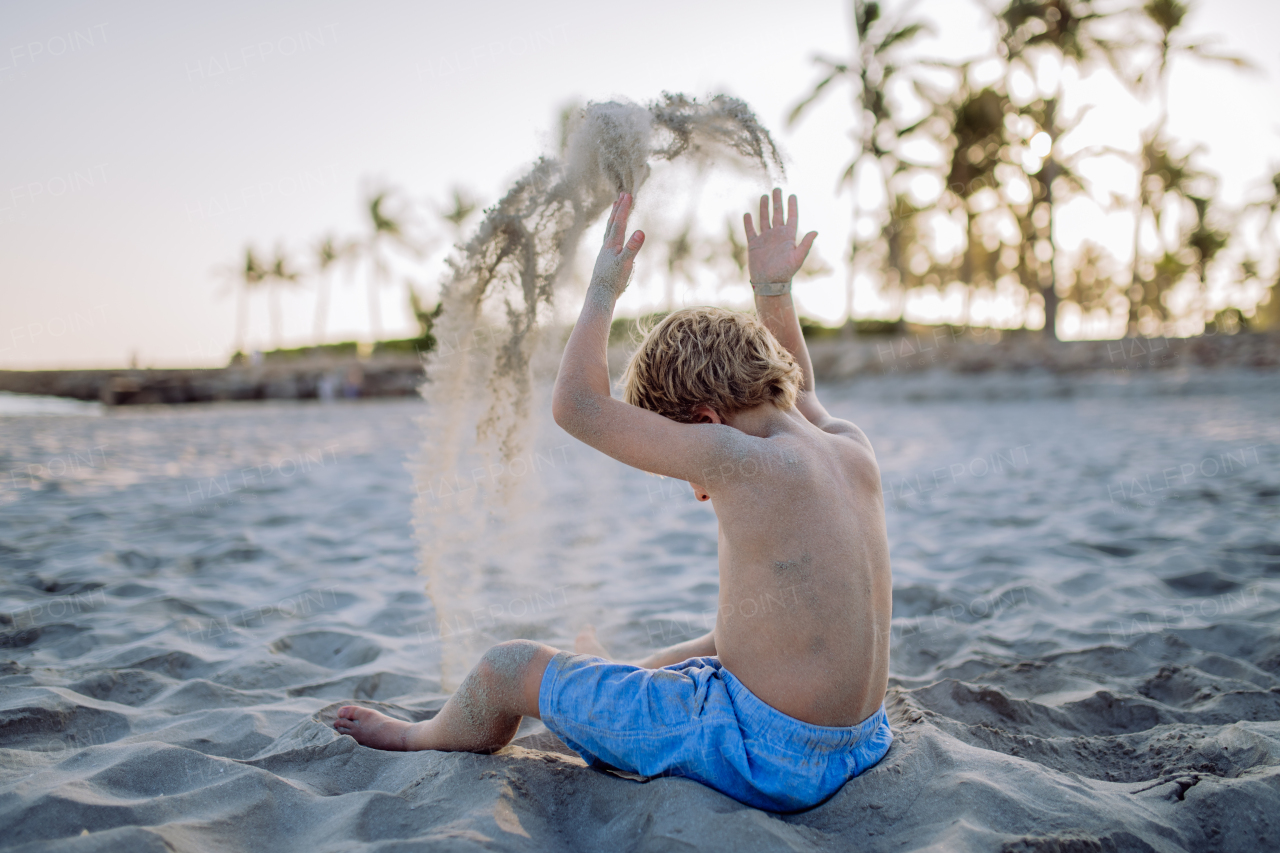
[334,705,368,733]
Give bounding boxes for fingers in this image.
[606,192,632,247]
[743,212,758,240]
[604,197,619,243]
[617,193,633,236]
[798,230,817,260]
[623,229,645,260]
[757,190,798,231]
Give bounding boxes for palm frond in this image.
[875,21,932,55]
[1179,42,1256,70]
[856,0,882,39]
[787,69,845,127]
[838,157,861,188]
[895,116,932,138]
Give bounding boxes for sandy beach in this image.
[2,369,1278,852]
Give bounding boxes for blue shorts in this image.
[537,652,892,812]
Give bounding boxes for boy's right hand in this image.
[590,192,646,300]
[743,188,817,287]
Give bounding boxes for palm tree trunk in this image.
[962,207,976,328]
[368,254,384,341]
[314,272,330,344]
[1041,100,1061,341]
[846,194,859,329]
[841,259,856,341]
[1042,171,1060,340]
[270,288,283,351]
[235,284,248,354]
[1128,186,1145,336]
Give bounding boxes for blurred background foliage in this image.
[788,0,1277,340]
[229,0,1279,359]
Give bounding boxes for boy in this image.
[335,189,893,812]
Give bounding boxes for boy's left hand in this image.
[590,192,646,300]
[744,188,817,286]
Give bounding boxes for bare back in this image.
[551,187,891,727]
[708,407,891,728]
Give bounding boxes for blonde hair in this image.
[621,307,801,423]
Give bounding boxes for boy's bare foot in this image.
[334,705,416,750]
[574,624,612,659]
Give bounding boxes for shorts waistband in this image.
[713,660,889,753]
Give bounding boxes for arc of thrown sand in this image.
[413,93,784,689]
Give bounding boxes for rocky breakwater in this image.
[6,331,1278,406]
[0,355,425,405]
[604,329,1279,382]
[804,328,1280,379]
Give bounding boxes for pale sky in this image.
[2,0,1277,368]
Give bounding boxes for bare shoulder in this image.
[810,413,875,459]
[820,417,873,452]
[794,392,876,459]
[814,419,881,493]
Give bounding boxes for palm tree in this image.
[788,0,933,327]
[1063,241,1125,336]
[1186,190,1230,324]
[995,0,1122,339]
[221,246,266,358]
[313,235,355,344]
[1126,132,1200,331]
[265,247,301,351]
[440,187,478,237]
[397,186,480,343]
[1244,167,1280,328]
[938,74,1010,328]
[1135,0,1252,124]
[362,189,419,341]
[1259,169,1280,233]
[1124,0,1252,334]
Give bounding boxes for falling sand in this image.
[411,93,783,686]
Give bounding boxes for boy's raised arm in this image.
[746,189,870,448]
[552,193,748,481]
[552,193,645,414]
[745,189,818,400]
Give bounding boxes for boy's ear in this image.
[691,406,723,425]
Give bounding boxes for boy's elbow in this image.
[551,390,571,431]
[552,363,613,437]
[551,386,592,436]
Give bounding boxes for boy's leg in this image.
[334,639,557,753]
[576,623,716,669]
[634,630,716,669]
[573,624,612,658]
